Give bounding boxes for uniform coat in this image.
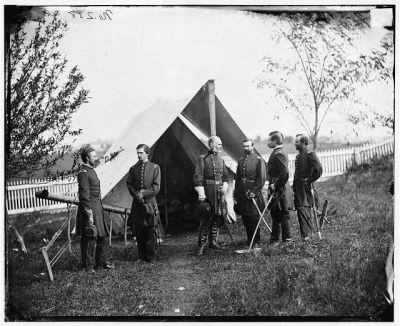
[127,160,161,262]
[193,151,228,215]
[76,164,108,237]
[267,146,293,211]
[127,161,161,227]
[234,152,266,216]
[293,150,323,208]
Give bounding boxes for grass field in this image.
[5,156,393,321]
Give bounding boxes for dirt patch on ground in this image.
[127,224,240,317]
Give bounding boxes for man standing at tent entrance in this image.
[233,139,266,247]
[76,145,114,273]
[127,144,161,263]
[267,131,293,245]
[293,134,323,240]
[194,136,229,256]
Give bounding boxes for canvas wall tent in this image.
[96,80,252,233]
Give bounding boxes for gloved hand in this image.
[247,192,256,199]
[85,209,94,225]
[269,184,275,193]
[218,182,229,195]
[135,191,144,201]
[194,186,206,201]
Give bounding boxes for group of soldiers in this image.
[194,133,322,256]
[76,132,322,272]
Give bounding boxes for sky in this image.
[21,6,394,146]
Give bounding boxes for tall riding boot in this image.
[197,231,208,256]
[209,219,222,250]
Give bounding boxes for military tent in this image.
[96,80,251,233]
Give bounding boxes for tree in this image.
[257,12,393,149]
[6,10,89,178]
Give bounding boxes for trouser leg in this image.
[297,207,313,238]
[242,215,251,242]
[246,214,260,244]
[144,226,156,262]
[81,236,96,269]
[95,236,111,267]
[280,210,292,241]
[270,209,281,243]
[136,226,146,260]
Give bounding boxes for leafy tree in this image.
[257,12,393,149]
[6,10,89,178]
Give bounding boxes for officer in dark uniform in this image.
[76,145,114,273]
[293,134,323,240]
[266,131,293,245]
[234,139,266,247]
[127,144,161,262]
[193,136,229,256]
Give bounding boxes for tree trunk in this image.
[313,132,318,151]
[314,106,319,150]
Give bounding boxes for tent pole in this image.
[207,80,216,136]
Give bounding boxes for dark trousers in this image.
[297,207,313,238]
[270,209,291,242]
[242,215,260,244]
[80,235,111,269]
[198,215,220,248]
[136,225,156,262]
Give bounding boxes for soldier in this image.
[76,145,114,273]
[266,131,293,245]
[127,144,161,263]
[194,136,229,256]
[293,134,323,240]
[233,139,266,247]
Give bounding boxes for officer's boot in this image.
[209,222,222,250]
[197,226,208,256]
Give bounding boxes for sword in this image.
[248,195,273,253]
[309,185,322,240]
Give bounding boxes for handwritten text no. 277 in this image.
[68,10,113,21]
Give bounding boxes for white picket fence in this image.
[6,177,78,215]
[6,138,394,215]
[270,137,394,181]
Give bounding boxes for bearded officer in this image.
[234,139,266,247]
[76,145,114,273]
[193,136,229,256]
[127,144,161,263]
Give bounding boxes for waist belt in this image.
[241,178,256,183]
[205,179,222,185]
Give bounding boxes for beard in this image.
[211,146,222,153]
